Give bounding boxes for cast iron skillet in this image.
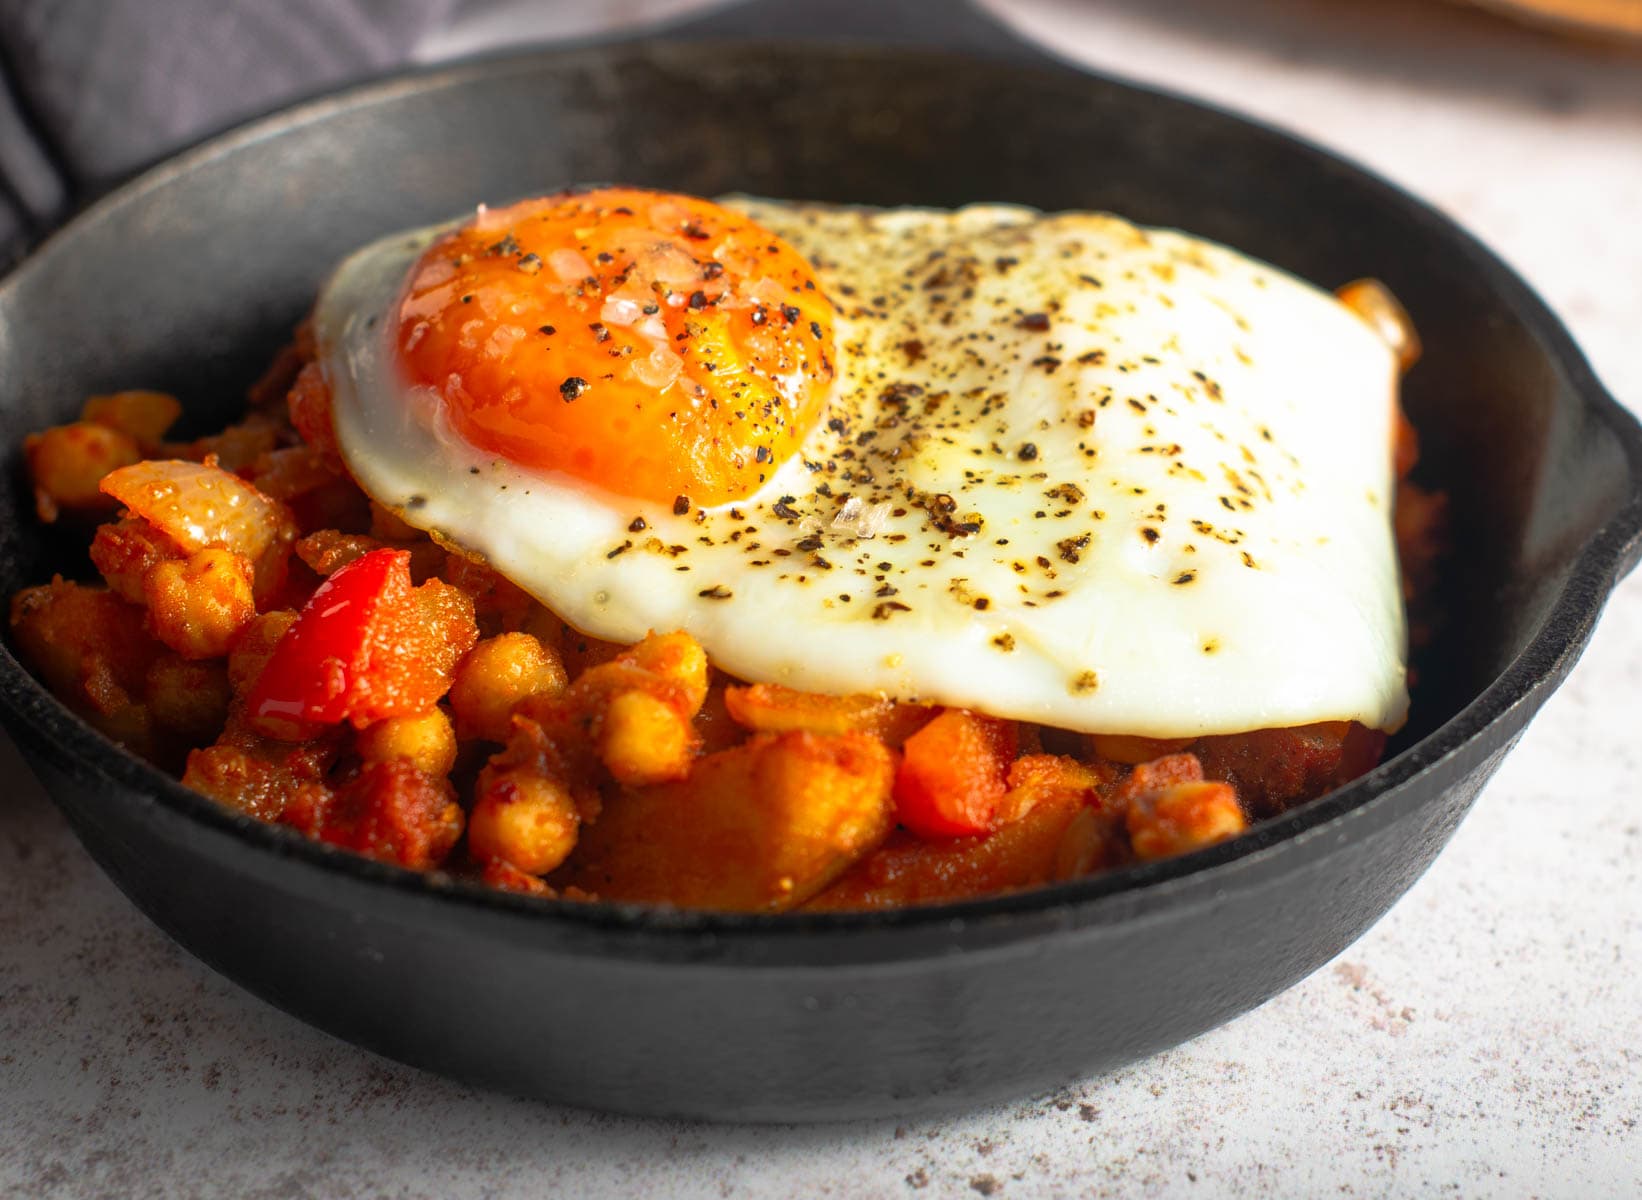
[2,0,1639,1122]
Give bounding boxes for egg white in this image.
[316,199,1407,737]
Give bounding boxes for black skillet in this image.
[2,0,1638,1122]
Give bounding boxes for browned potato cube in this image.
[564,731,895,911]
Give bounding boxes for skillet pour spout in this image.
[1,16,1640,1120]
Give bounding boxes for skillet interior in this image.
[1,41,1638,1118]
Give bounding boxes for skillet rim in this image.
[2,38,1640,953]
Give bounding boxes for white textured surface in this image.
[3,1,1640,1195]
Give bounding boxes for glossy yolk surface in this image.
[396,188,837,506]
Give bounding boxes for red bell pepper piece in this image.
[245,548,407,738]
[892,709,1018,839]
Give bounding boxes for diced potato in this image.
[82,390,182,447]
[564,731,896,912]
[806,754,1102,910]
[9,579,163,758]
[24,421,141,522]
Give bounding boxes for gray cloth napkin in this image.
[0,0,458,262]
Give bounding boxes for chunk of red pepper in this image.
[245,547,476,740]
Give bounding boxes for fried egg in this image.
[315,188,1408,737]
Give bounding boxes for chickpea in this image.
[625,630,708,711]
[227,610,297,695]
[448,633,568,742]
[599,689,694,786]
[24,421,141,522]
[90,518,185,603]
[468,765,579,874]
[356,708,458,777]
[143,548,257,659]
[1126,781,1246,862]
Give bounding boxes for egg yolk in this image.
[396,188,837,507]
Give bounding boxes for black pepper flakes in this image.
[780,304,801,324]
[539,324,556,335]
[688,290,708,310]
[1018,312,1051,331]
[1018,443,1039,462]
[698,585,732,599]
[628,517,648,533]
[517,254,543,275]
[560,376,589,401]
[673,495,692,516]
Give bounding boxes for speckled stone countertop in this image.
[3,1,1639,1196]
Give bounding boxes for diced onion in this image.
[548,248,593,283]
[484,324,527,357]
[649,201,689,231]
[643,241,702,286]
[600,297,644,327]
[832,497,865,527]
[857,502,893,539]
[749,277,789,307]
[828,497,892,540]
[630,345,682,391]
